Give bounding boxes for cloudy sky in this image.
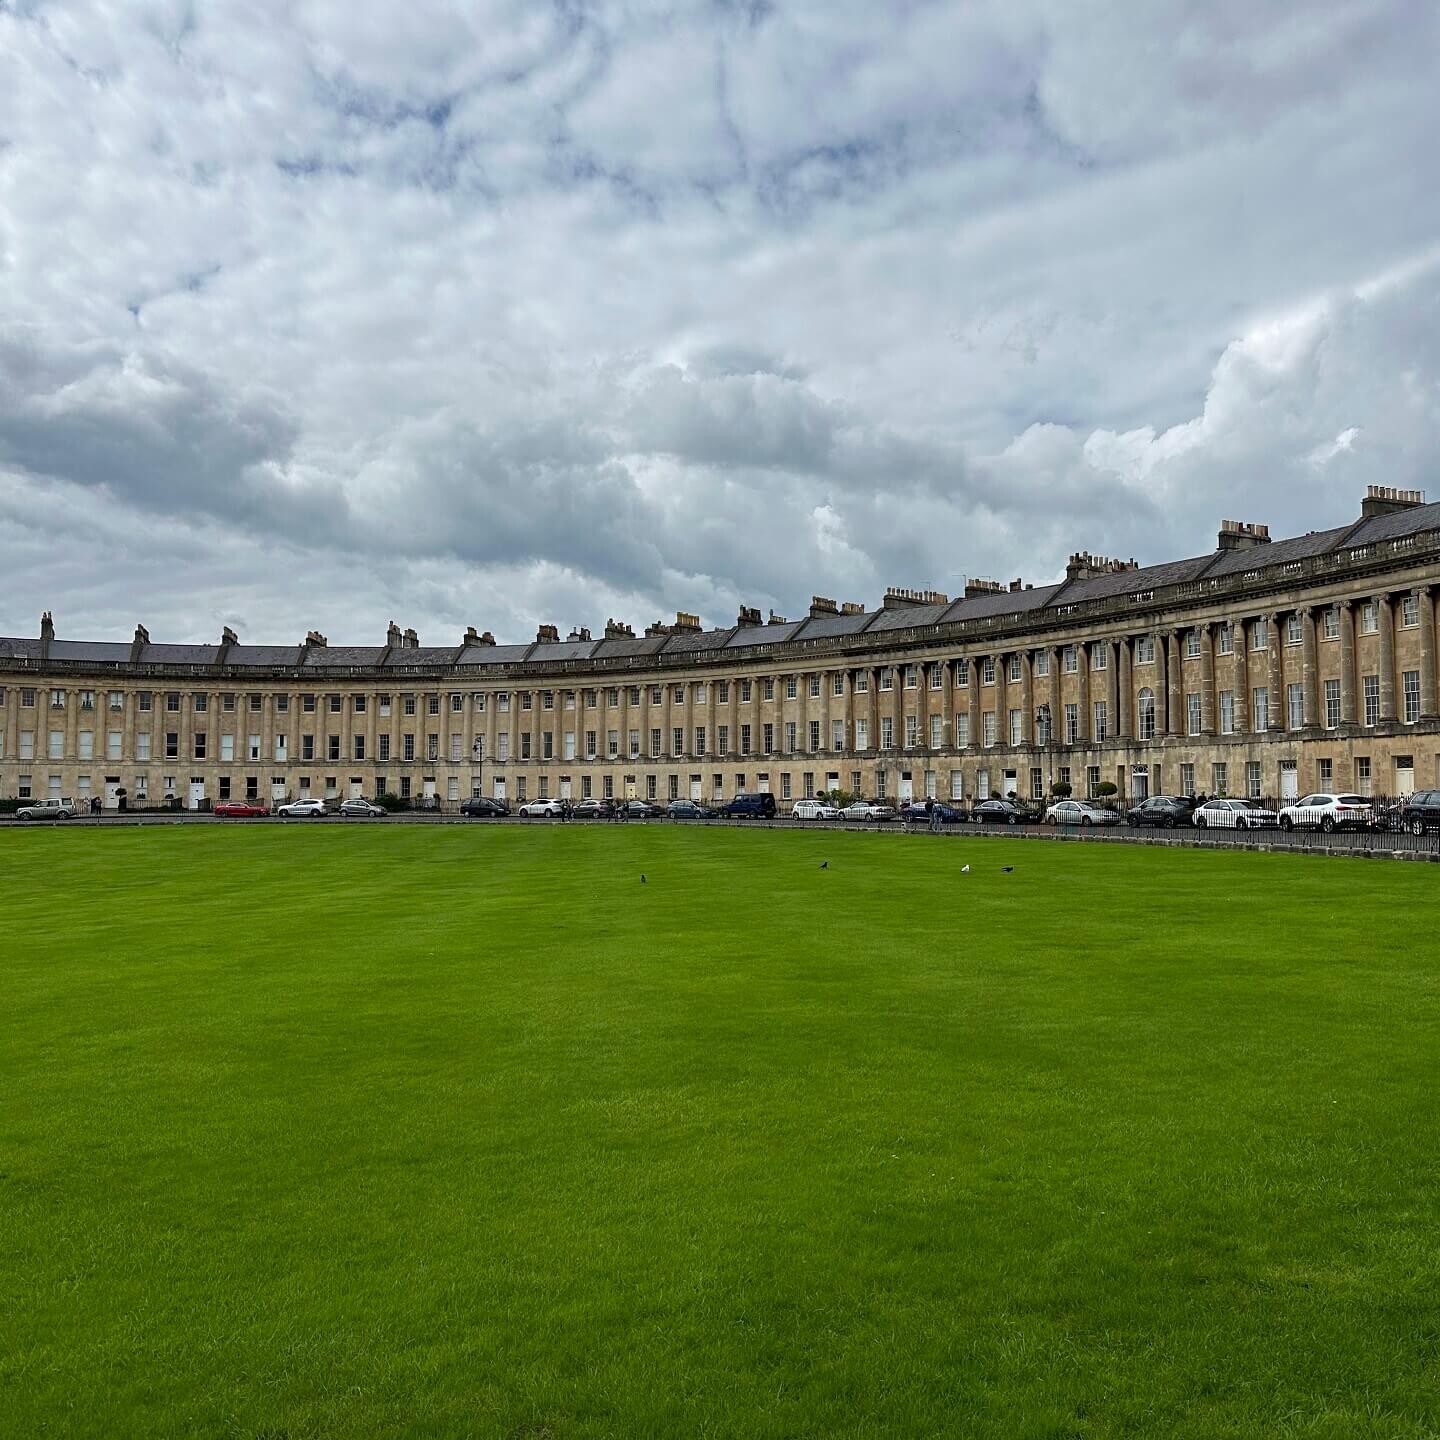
[2,1,1438,647]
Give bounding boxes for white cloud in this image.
[0,0,1437,644]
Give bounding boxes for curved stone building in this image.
[3,486,1438,812]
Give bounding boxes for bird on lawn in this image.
[1001,866,1014,874]
[960,864,970,874]
[640,874,647,883]
[820,861,828,869]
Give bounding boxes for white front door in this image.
[1003,769,1018,798]
[349,779,363,799]
[104,781,121,810]
[493,778,506,802]
[1280,761,1298,802]
[1395,760,1415,797]
[757,777,770,793]
[1131,766,1149,801]
[559,778,572,800]
[271,780,287,803]
[690,777,701,800]
[898,775,914,802]
[187,781,206,811]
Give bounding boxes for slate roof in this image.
[1055,555,1215,605]
[383,646,460,667]
[48,640,132,663]
[529,640,599,662]
[943,584,1062,622]
[138,643,221,665]
[864,602,952,633]
[1342,500,1440,547]
[302,646,386,668]
[661,627,736,653]
[589,635,671,658]
[1204,526,1350,578]
[228,645,304,667]
[457,643,534,666]
[724,621,804,648]
[0,637,43,660]
[792,610,875,639]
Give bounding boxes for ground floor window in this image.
[17,774,32,799]
[1086,765,1101,798]
[1030,767,1043,801]
[1212,762,1227,798]
[1180,763,1195,796]
[1317,758,1332,787]
[780,773,792,799]
[950,770,963,800]
[1354,757,1371,796]
[1247,761,1262,798]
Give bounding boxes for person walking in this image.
[928,797,942,833]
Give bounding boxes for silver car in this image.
[277,798,328,818]
[841,801,896,822]
[1044,799,1121,827]
[338,799,386,818]
[15,797,77,821]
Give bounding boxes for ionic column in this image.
[1232,620,1250,733]
[1200,623,1216,734]
[1116,638,1133,738]
[967,657,981,749]
[1378,594,1397,722]
[1267,613,1284,732]
[1020,651,1034,747]
[1166,632,1183,736]
[1419,589,1437,719]
[1076,645,1090,743]
[1297,608,1316,729]
[1339,601,1357,725]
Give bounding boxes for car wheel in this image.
[1081,816,1092,827]
[1194,815,1206,829]
[1163,816,1175,829]
[1006,815,1017,826]
[1126,816,1137,827]
[1320,816,1336,834]
[1280,817,1293,831]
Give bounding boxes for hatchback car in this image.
[971,799,1029,826]
[569,799,612,819]
[1044,799,1121,827]
[214,800,269,818]
[898,801,966,825]
[337,799,386,818]
[840,801,896,822]
[276,798,328,818]
[1192,798,1279,830]
[1125,795,1196,829]
[666,799,717,820]
[622,799,667,819]
[1278,794,1375,833]
[791,799,841,820]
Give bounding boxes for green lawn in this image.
[3,826,1439,1439]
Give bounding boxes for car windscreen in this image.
[1337,795,1367,805]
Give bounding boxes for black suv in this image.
[1126,795,1196,829]
[724,792,778,819]
[1395,790,1440,835]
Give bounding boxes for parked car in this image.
[667,799,717,820]
[971,799,1029,826]
[460,796,509,818]
[791,799,841,821]
[1278,793,1375,833]
[898,800,967,824]
[276,798,328,818]
[15,797,77,821]
[622,799,667,818]
[1379,790,1440,835]
[1192,798,1279,830]
[840,800,896,822]
[1044,799,1122,827]
[214,800,269,818]
[337,799,386,818]
[569,799,612,819]
[724,792,778,819]
[518,798,565,818]
[1125,795,1196,829]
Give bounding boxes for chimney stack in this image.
[402,627,418,648]
[736,605,762,626]
[1361,485,1426,518]
[221,626,239,645]
[40,611,54,643]
[304,630,327,648]
[567,626,593,642]
[964,578,1003,598]
[673,611,701,632]
[386,621,402,648]
[1217,520,1271,552]
[883,588,949,609]
[809,595,838,617]
[130,624,149,663]
[535,624,560,643]
[463,626,479,646]
[1064,552,1139,582]
[840,601,866,616]
[604,618,634,640]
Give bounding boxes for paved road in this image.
[3,810,1435,859]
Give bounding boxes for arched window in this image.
[1137,687,1156,741]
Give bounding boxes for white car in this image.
[1192,799,1279,830]
[276,798,328,818]
[1277,793,1374,833]
[517,798,564,818]
[791,799,840,820]
[841,801,896,822]
[1043,799,1121,827]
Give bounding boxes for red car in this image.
[214,800,269,818]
